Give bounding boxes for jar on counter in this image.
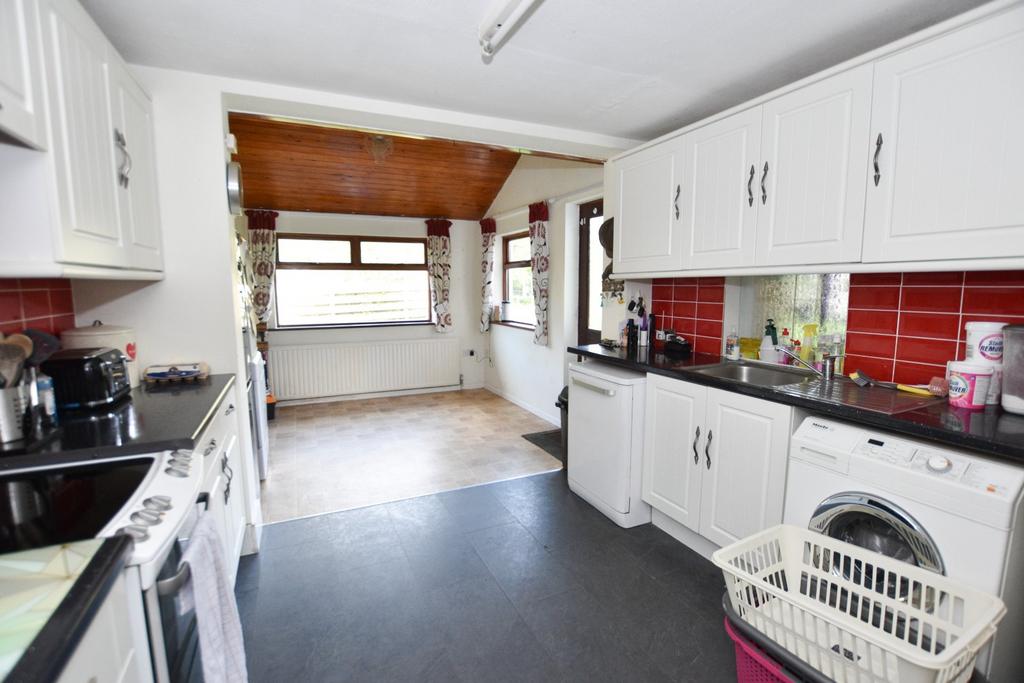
[1001,324,1024,415]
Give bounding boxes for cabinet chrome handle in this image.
[114,129,132,188]
[760,162,768,205]
[222,453,234,504]
[691,425,701,465]
[572,377,614,397]
[705,429,713,469]
[872,133,883,186]
[203,438,217,456]
[225,403,235,416]
[674,184,680,219]
[747,165,754,206]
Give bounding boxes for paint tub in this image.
[947,361,993,410]
[965,322,1007,364]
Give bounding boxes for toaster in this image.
[41,347,132,410]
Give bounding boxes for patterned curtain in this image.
[426,219,453,332]
[528,201,550,346]
[479,218,496,333]
[245,209,279,324]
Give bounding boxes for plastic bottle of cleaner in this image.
[725,327,740,360]
[765,319,778,346]
[801,323,818,363]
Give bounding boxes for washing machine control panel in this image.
[850,433,1017,497]
[853,437,915,464]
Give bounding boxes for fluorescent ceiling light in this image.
[479,0,543,58]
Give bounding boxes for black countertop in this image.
[0,374,236,470]
[568,344,1024,463]
[4,535,133,683]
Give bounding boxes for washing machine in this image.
[783,416,1024,683]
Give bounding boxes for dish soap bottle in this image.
[765,319,779,346]
[725,327,740,360]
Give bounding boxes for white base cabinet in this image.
[642,373,792,548]
[197,391,246,583]
[57,572,149,683]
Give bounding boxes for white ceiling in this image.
[81,0,987,140]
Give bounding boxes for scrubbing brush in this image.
[849,369,941,397]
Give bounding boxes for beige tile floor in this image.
[260,388,563,523]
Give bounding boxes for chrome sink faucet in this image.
[775,346,838,380]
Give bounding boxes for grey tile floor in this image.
[236,471,737,682]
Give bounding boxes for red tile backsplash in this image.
[0,279,77,337]
[846,270,1024,384]
[653,277,724,354]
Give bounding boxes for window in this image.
[502,231,535,326]
[274,234,431,328]
[577,199,604,344]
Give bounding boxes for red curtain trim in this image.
[426,218,452,237]
[528,201,549,223]
[244,209,279,230]
[479,218,496,234]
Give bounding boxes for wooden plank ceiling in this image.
[228,113,524,221]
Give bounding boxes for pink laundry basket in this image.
[723,616,794,683]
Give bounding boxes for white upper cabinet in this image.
[38,0,123,267]
[680,107,762,269]
[698,388,791,548]
[755,64,873,265]
[609,136,687,274]
[863,5,1024,263]
[0,0,164,276]
[110,57,163,271]
[0,0,45,148]
[642,373,705,531]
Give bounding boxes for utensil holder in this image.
[0,384,29,443]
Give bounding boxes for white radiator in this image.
[268,338,461,401]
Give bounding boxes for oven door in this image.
[144,492,209,683]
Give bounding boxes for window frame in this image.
[500,230,535,327]
[273,232,433,329]
[577,199,604,345]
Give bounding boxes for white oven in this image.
[0,445,208,683]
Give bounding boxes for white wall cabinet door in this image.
[641,374,705,531]
[109,58,163,271]
[0,0,44,148]
[863,5,1024,262]
[681,107,762,269]
[756,64,873,265]
[609,136,688,274]
[37,0,125,268]
[698,389,791,548]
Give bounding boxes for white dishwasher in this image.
[567,361,651,527]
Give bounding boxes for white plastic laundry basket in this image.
[712,525,1006,683]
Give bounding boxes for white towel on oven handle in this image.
[179,512,248,683]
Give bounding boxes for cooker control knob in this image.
[168,458,189,469]
[131,509,163,526]
[165,467,188,478]
[927,455,953,473]
[143,496,173,511]
[117,525,149,542]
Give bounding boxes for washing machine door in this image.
[810,492,945,575]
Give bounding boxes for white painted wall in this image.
[267,211,487,389]
[483,156,603,425]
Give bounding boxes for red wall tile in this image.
[653,277,724,354]
[844,271,1024,383]
[0,279,76,337]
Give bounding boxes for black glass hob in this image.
[0,457,153,553]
